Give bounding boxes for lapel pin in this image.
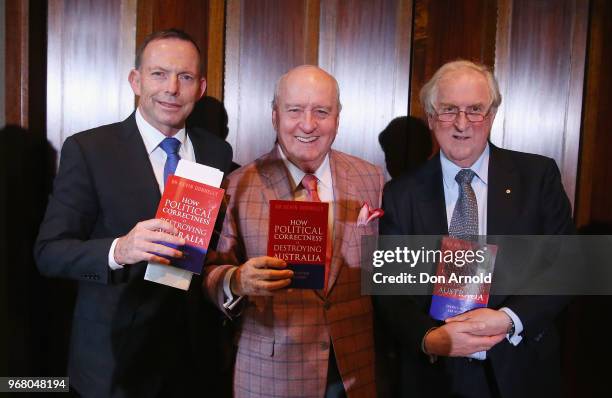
[505,189,511,194]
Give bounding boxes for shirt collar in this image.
[440,143,490,189]
[277,145,332,191]
[135,107,187,155]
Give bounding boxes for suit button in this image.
[324,301,332,310]
[320,342,329,350]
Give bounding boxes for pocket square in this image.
[357,202,384,226]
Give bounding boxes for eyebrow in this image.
[437,102,486,109]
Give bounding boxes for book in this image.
[429,236,498,320]
[153,174,224,274]
[145,160,224,290]
[267,200,329,289]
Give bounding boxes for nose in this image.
[300,111,317,133]
[454,111,469,131]
[165,74,179,95]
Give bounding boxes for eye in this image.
[314,109,330,118]
[179,74,195,82]
[440,105,457,113]
[151,70,165,78]
[468,105,484,113]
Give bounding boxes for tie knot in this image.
[159,137,181,156]
[455,169,476,185]
[301,174,318,192]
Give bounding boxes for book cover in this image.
[267,200,329,289]
[154,174,224,274]
[429,236,498,320]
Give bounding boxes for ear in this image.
[335,109,340,132]
[272,107,279,131]
[427,114,435,130]
[198,77,207,99]
[128,69,141,96]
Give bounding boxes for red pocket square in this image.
[357,202,384,226]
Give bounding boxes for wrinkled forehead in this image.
[436,69,491,106]
[278,69,339,106]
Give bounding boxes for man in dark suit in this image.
[374,60,574,398]
[35,29,232,397]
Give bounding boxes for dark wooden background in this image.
[3,0,611,394]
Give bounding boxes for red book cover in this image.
[267,200,329,289]
[429,236,498,320]
[154,175,224,274]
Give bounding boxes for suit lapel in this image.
[118,113,161,218]
[487,145,521,235]
[257,147,294,202]
[415,155,448,235]
[327,151,352,292]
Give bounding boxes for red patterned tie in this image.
[301,174,321,202]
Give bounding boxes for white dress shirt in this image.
[107,108,195,270]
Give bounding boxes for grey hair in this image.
[419,60,502,116]
[271,65,342,111]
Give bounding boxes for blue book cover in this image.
[429,237,498,320]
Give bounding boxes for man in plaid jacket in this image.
[205,65,383,398]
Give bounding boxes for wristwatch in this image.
[507,317,516,336]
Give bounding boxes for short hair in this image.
[135,28,203,74]
[419,60,502,115]
[271,65,342,111]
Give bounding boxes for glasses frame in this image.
[433,107,492,123]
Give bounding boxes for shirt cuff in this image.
[223,266,243,311]
[468,351,486,360]
[108,238,124,270]
[499,307,524,346]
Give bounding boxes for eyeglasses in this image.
[434,108,491,123]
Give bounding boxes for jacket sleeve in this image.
[34,135,113,284]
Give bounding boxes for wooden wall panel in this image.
[491,0,588,207]
[135,0,225,99]
[576,0,612,226]
[46,0,136,154]
[410,0,497,119]
[225,0,319,165]
[4,0,47,131]
[318,0,412,169]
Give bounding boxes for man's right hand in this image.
[231,256,293,296]
[113,219,186,265]
[424,321,506,357]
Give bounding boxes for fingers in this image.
[248,256,288,269]
[113,218,186,265]
[445,313,470,323]
[232,257,294,296]
[139,218,179,235]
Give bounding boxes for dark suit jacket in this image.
[34,113,233,398]
[374,145,574,398]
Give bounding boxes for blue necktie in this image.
[448,169,478,241]
[159,137,181,186]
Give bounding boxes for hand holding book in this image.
[230,256,293,296]
[114,218,186,265]
[423,320,506,357]
[445,307,513,336]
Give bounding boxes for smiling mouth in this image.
[453,134,470,141]
[157,100,181,110]
[296,136,318,143]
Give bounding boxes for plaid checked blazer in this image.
[205,146,383,398]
